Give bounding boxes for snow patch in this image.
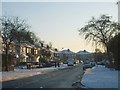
[81,65,118,88]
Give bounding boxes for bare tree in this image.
[1,16,30,71]
[27,31,39,45]
[79,15,119,53]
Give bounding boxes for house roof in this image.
[60,49,75,54]
[50,49,61,54]
[77,50,91,55]
[20,54,28,58]
[34,43,41,48]
[21,43,32,48]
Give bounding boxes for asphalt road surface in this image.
[2,64,84,88]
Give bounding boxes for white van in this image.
[67,58,74,66]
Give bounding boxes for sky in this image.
[1,1,118,52]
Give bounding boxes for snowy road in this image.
[2,64,83,88]
[81,65,119,88]
[1,64,69,82]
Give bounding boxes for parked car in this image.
[74,59,80,64]
[90,62,96,67]
[97,61,106,65]
[63,61,68,64]
[67,58,74,66]
[83,62,93,70]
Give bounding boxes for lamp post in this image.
[16,54,19,66]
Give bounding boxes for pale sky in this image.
[2,1,118,52]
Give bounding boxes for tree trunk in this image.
[5,43,8,71]
[17,41,21,65]
[106,46,113,67]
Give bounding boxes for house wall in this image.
[34,48,40,62]
[78,54,92,62]
[59,53,77,62]
[26,47,31,54]
[50,51,54,61]
[20,45,31,62]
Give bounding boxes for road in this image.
[2,64,84,88]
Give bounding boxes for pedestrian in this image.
[55,62,57,68]
[54,58,57,68]
[57,59,60,67]
[57,62,60,67]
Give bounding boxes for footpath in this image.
[81,65,119,88]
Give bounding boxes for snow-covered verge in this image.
[81,65,118,88]
[0,64,68,82]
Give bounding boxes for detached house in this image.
[77,50,92,63]
[20,42,32,62]
[32,44,41,62]
[61,49,76,57]
[5,40,41,66]
[20,42,41,63]
[50,50,61,62]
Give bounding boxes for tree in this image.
[1,16,30,71]
[94,51,106,62]
[78,15,119,63]
[47,42,52,50]
[108,33,120,70]
[54,48,58,52]
[79,15,119,53]
[26,31,39,45]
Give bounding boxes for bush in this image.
[2,54,14,71]
[44,62,54,67]
[108,33,120,70]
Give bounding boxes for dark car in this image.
[90,62,96,67]
[97,61,106,65]
[83,62,93,70]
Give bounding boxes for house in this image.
[20,42,41,63]
[77,50,92,63]
[20,42,32,62]
[33,44,41,62]
[60,49,76,63]
[7,41,41,64]
[49,49,60,62]
[50,50,56,62]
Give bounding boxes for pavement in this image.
[81,65,119,88]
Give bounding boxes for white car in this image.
[74,60,80,64]
[67,58,74,66]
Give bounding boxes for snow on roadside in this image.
[81,65,118,88]
[1,64,68,82]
